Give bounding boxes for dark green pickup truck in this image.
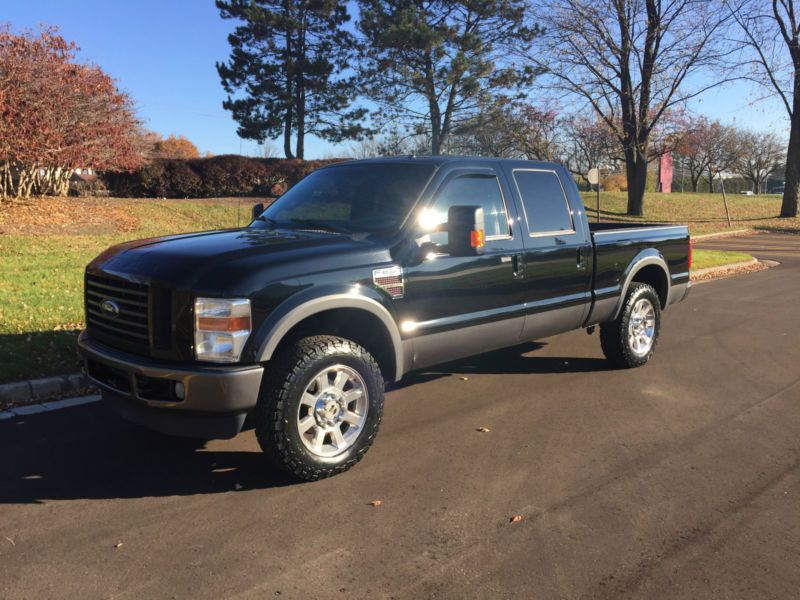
[79,156,691,480]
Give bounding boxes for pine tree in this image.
[357,0,540,156]
[216,0,369,159]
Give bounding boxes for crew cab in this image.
[79,157,691,480]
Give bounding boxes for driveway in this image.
[1,233,798,599]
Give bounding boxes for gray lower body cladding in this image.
[77,331,263,439]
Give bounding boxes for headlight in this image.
[194,298,251,363]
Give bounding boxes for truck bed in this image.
[586,222,691,326]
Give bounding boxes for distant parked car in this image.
[740,190,754,196]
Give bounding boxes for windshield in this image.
[252,162,436,234]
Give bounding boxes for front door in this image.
[398,166,527,369]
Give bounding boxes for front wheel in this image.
[255,335,384,481]
[600,282,661,369]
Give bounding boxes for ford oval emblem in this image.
[100,299,120,318]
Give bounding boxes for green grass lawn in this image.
[0,191,792,384]
[582,191,799,236]
[692,249,753,271]
[0,198,253,383]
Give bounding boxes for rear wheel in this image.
[600,282,661,369]
[255,335,384,481]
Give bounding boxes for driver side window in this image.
[419,173,510,247]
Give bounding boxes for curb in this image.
[0,394,102,420]
[690,258,761,281]
[0,372,95,409]
[692,229,752,241]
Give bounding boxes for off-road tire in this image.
[600,282,661,369]
[255,335,384,481]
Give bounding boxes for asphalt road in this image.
[2,233,799,600]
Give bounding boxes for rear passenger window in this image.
[513,170,574,234]
[421,174,510,246]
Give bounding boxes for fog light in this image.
[174,382,185,400]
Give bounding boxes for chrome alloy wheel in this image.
[628,298,656,356]
[297,364,369,458]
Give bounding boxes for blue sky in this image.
[5,1,790,158]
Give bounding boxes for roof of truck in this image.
[329,155,563,169]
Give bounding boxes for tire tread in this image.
[600,283,661,369]
[254,335,384,481]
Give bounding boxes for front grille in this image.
[85,274,150,353]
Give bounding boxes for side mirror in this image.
[447,205,486,256]
[251,202,265,220]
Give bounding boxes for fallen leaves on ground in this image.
[368,500,383,507]
[691,260,770,281]
[476,427,490,433]
[510,515,523,523]
[0,197,139,235]
[113,542,123,548]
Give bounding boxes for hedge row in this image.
[101,155,345,198]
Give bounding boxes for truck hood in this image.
[89,227,391,295]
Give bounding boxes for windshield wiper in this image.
[255,215,278,228]
[288,218,352,234]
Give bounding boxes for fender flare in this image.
[254,288,404,381]
[611,250,671,320]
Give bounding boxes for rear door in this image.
[503,166,592,340]
[398,165,527,368]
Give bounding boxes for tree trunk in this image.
[0,162,9,200]
[429,102,442,155]
[283,17,295,160]
[781,111,800,217]
[295,69,305,158]
[624,146,647,216]
[294,11,306,160]
[690,174,700,192]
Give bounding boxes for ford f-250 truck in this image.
[79,157,691,480]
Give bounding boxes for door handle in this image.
[512,254,525,278]
[576,248,587,270]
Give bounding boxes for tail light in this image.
[688,238,693,270]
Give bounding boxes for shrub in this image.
[603,173,628,192]
[69,178,108,197]
[102,156,347,198]
[164,160,202,198]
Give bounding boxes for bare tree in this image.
[726,0,799,215]
[705,124,744,192]
[259,141,281,159]
[735,130,786,193]
[560,114,621,178]
[674,117,741,192]
[347,137,384,159]
[452,102,564,159]
[528,0,735,215]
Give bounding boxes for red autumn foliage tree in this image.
[674,116,742,192]
[0,26,144,199]
[151,134,201,160]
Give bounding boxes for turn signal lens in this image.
[470,229,485,249]
[194,298,251,363]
